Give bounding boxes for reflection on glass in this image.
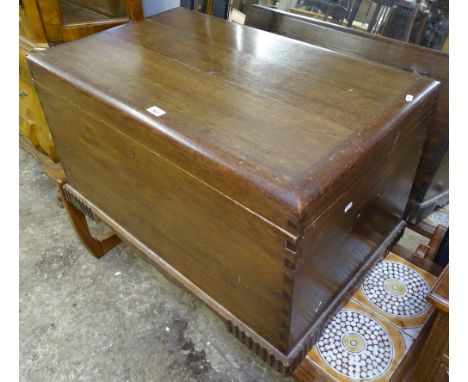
[59,0,127,25]
[230,0,448,51]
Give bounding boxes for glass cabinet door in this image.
[35,0,142,42]
[59,0,127,25]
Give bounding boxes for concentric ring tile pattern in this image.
[308,299,408,382]
[305,253,436,381]
[317,310,393,380]
[353,253,436,331]
[361,260,429,317]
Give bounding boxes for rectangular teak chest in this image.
[28,8,440,374]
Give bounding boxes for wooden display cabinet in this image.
[19,0,143,166]
[34,0,143,42]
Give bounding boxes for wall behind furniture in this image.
[143,0,181,17]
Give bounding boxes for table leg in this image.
[347,0,362,27]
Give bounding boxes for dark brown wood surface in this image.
[29,8,439,232]
[35,81,294,352]
[60,183,302,373]
[245,5,449,221]
[29,8,440,369]
[293,357,329,381]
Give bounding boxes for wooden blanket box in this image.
[29,8,440,374]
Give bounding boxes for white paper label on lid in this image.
[147,105,166,117]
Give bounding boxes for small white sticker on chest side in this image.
[344,202,353,214]
[147,105,166,117]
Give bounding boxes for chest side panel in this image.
[288,98,435,350]
[36,81,294,352]
[410,80,449,203]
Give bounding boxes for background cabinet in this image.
[19,0,143,165]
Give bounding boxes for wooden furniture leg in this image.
[367,0,382,32]
[44,162,121,258]
[402,3,419,42]
[406,220,447,263]
[407,219,437,238]
[346,0,362,27]
[59,185,121,258]
[392,219,447,276]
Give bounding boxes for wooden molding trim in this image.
[427,265,449,314]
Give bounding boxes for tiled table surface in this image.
[426,204,449,228]
[304,252,437,381]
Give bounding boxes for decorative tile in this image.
[426,208,449,227]
[352,253,436,335]
[307,300,411,382]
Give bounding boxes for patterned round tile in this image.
[428,210,449,227]
[361,260,429,317]
[317,310,393,380]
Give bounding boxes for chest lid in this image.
[28,8,439,235]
